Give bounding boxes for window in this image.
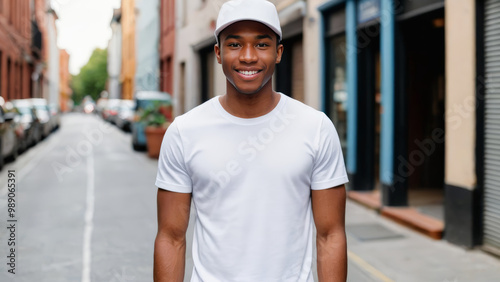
[9,0,14,25]
[6,58,11,100]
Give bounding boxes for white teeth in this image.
[239,70,258,75]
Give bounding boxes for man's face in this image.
[215,21,283,95]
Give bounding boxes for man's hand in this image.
[154,189,192,282]
[312,185,347,282]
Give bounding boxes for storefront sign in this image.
[358,0,381,24]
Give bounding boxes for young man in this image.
[154,0,348,281]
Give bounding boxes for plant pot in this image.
[144,126,167,158]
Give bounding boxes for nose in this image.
[239,44,258,63]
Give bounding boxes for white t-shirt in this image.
[156,93,348,282]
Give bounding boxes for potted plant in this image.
[139,102,173,158]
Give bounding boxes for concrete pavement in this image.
[0,113,159,282]
[343,200,500,282]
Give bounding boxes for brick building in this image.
[121,0,136,100]
[31,0,48,99]
[59,49,71,112]
[160,0,175,95]
[0,0,32,101]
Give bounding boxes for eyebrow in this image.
[224,34,273,41]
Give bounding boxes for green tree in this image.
[71,48,108,104]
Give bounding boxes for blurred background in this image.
[1,0,500,281]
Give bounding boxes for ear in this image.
[214,44,222,64]
[275,44,284,64]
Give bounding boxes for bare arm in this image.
[154,189,192,282]
[311,185,347,282]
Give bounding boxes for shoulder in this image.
[173,97,218,128]
[280,94,328,123]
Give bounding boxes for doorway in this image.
[357,26,381,192]
[275,35,304,102]
[400,8,445,220]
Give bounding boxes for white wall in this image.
[47,11,60,105]
[174,0,222,115]
[303,0,324,110]
[108,19,122,99]
[135,0,160,92]
[445,0,477,190]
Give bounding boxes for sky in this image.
[52,0,121,75]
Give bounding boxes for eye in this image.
[227,42,240,47]
[256,43,270,48]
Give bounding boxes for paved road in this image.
[0,114,159,282]
[0,113,382,282]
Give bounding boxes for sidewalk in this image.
[344,200,500,282]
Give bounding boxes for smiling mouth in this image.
[237,70,261,76]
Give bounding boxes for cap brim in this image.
[215,19,282,44]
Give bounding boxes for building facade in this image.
[121,0,136,100]
[168,0,500,252]
[160,0,175,96]
[0,0,59,104]
[59,49,71,112]
[317,0,500,253]
[478,0,500,256]
[32,0,48,99]
[0,0,32,101]
[46,7,60,105]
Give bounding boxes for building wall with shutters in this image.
[482,0,500,255]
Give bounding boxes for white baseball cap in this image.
[214,0,282,44]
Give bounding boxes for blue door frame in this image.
[320,0,404,205]
[318,0,358,176]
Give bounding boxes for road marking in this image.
[82,153,95,282]
[348,250,394,282]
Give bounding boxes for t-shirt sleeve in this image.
[155,120,193,193]
[311,113,349,190]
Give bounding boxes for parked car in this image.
[96,98,108,118]
[0,106,22,170]
[132,91,172,151]
[102,99,121,122]
[114,99,136,132]
[30,98,52,138]
[48,103,61,131]
[11,99,43,148]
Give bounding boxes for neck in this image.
[220,82,280,118]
